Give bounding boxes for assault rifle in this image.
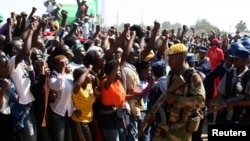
[136,74,186,138]
[203,95,245,117]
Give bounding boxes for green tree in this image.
[170,22,182,29]
[192,19,218,35]
[235,20,247,32]
[162,21,171,29]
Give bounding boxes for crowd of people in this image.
[1,0,250,141]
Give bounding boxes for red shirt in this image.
[207,46,224,70]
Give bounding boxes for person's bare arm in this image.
[32,17,47,47]
[10,12,16,24]
[103,58,120,89]
[105,23,130,61]
[211,30,216,39]
[73,65,93,94]
[91,24,101,41]
[179,25,188,43]
[6,18,14,42]
[60,10,68,28]
[140,21,160,60]
[176,27,181,40]
[217,29,220,39]
[120,30,136,65]
[227,100,250,111]
[16,21,38,68]
[63,23,78,41]
[169,29,175,42]
[139,29,146,51]
[16,14,22,29]
[101,31,110,51]
[101,26,116,50]
[0,79,10,108]
[19,12,28,36]
[156,29,169,57]
[27,7,37,20]
[77,0,81,5]
[16,12,29,38]
[222,33,229,51]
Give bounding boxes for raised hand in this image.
[11,12,15,18]
[61,10,68,19]
[88,64,93,71]
[107,27,116,36]
[39,60,51,76]
[7,18,14,27]
[73,22,79,30]
[124,23,130,32]
[153,20,160,31]
[32,7,37,12]
[191,27,195,33]
[95,25,101,33]
[140,28,146,38]
[131,30,136,39]
[21,11,28,19]
[30,21,38,31]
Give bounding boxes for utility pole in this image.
[116,11,119,28]
[229,23,231,33]
[141,10,143,25]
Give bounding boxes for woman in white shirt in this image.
[48,55,74,141]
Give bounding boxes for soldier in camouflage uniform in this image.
[153,43,206,141]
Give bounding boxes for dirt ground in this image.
[201,114,216,141]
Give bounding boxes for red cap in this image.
[211,38,221,44]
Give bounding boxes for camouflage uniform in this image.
[153,66,206,141]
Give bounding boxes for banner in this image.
[59,0,99,25]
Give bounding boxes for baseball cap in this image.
[224,48,233,57]
[211,38,221,45]
[186,53,198,63]
[230,46,250,59]
[152,60,166,74]
[229,42,244,53]
[71,43,84,51]
[198,46,208,53]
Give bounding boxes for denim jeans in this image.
[127,114,138,141]
[37,127,52,141]
[0,113,15,141]
[17,104,37,141]
[138,111,150,141]
[49,111,72,141]
[102,120,126,141]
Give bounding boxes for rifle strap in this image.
[167,69,194,96]
[225,69,250,98]
[241,69,250,93]
[225,69,234,98]
[183,69,195,97]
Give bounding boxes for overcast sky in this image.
[1,0,249,32]
[101,0,250,32]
